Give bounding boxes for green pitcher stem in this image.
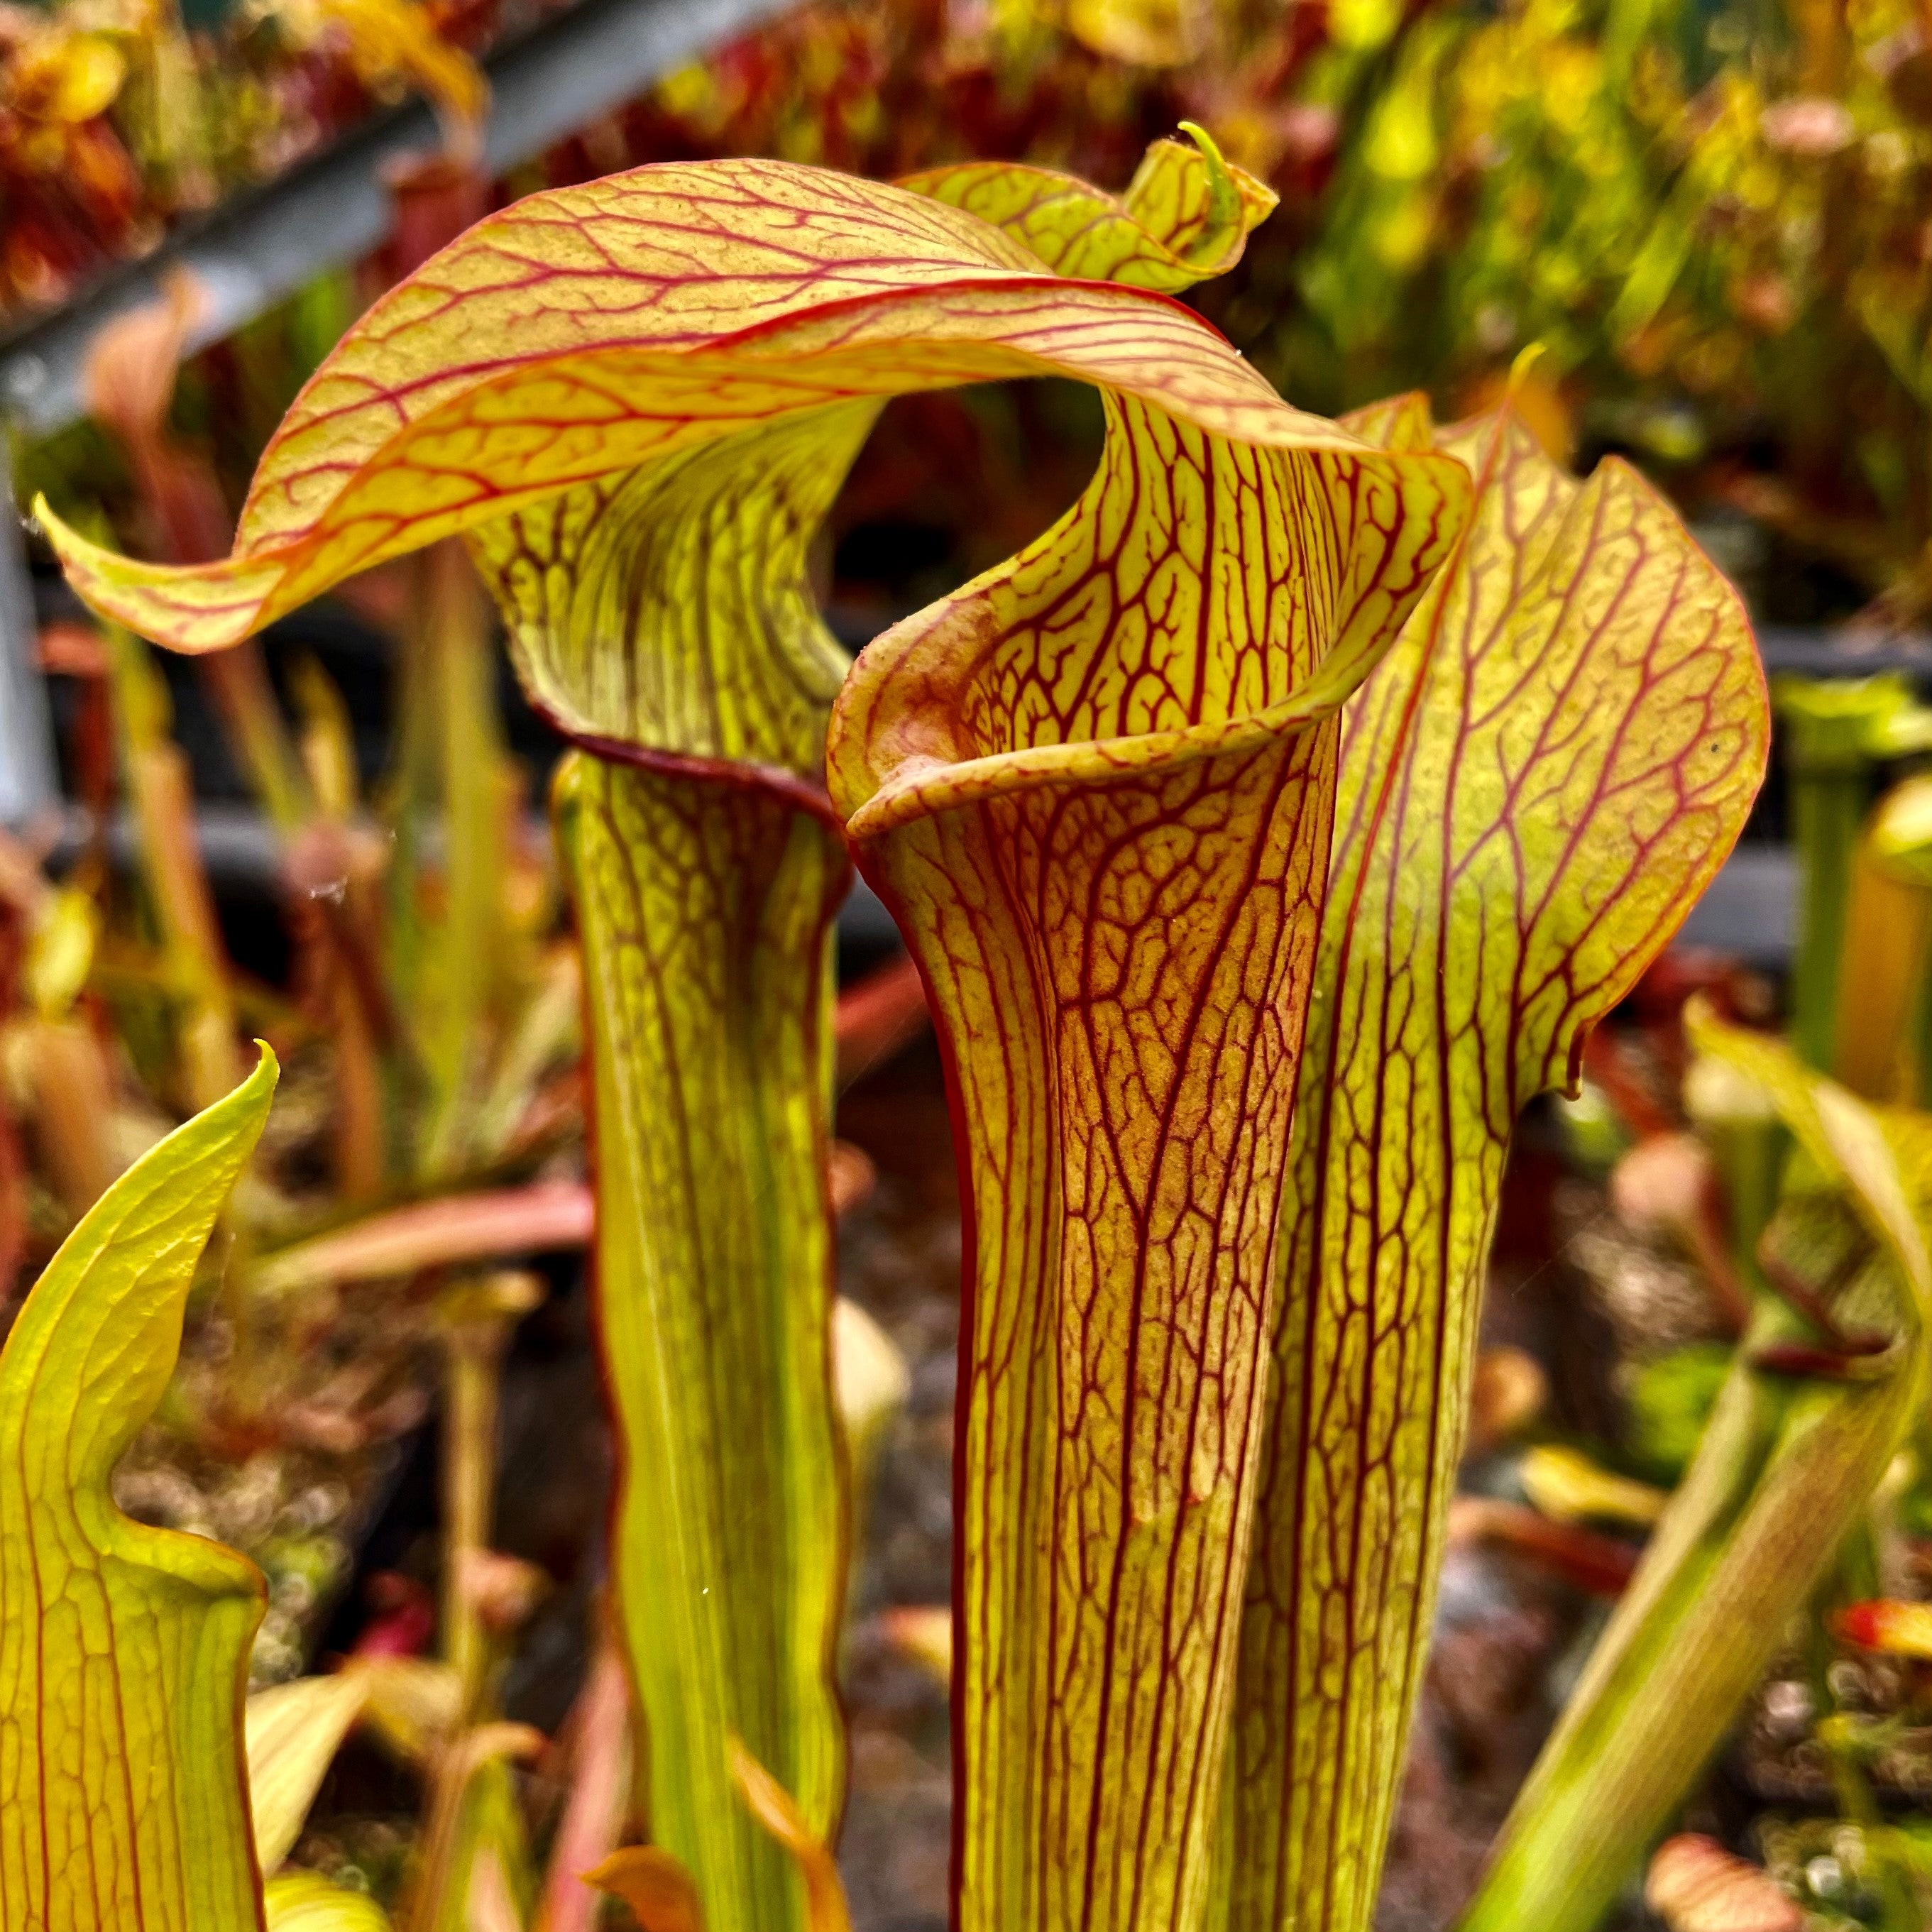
[1911,948,1932,1108]
[1461,1290,1923,1932]
[1791,767,1867,1070]
[1708,1114,1784,1293]
[196,642,312,835]
[421,544,508,1177]
[556,747,848,1932]
[438,1272,539,1720]
[441,1328,495,1710]
[1773,673,1922,1075]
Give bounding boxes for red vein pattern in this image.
[39,160,1359,657]
[40,153,1471,1932]
[1214,402,1769,1932]
[470,404,874,764]
[830,395,1466,1932]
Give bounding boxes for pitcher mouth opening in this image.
[839,671,1359,842]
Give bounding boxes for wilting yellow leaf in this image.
[246,1672,378,1872]
[358,1657,464,1764]
[265,1873,392,1932]
[263,0,486,146]
[1519,1445,1668,1528]
[586,1848,704,1932]
[728,1740,852,1932]
[18,29,128,124]
[1065,0,1209,66]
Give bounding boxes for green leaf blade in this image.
[0,1048,279,1932]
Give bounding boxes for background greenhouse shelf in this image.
[0,0,789,822]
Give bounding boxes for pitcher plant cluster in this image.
[12,131,1776,1932]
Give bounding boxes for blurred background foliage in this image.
[11,0,1932,625]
